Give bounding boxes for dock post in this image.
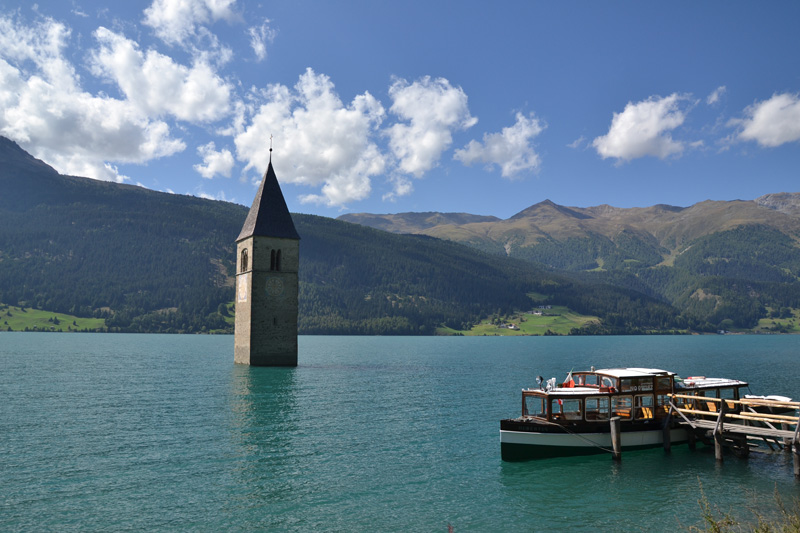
[713,400,726,462]
[714,433,724,462]
[610,417,622,461]
[794,441,800,479]
[688,430,696,450]
[662,406,673,453]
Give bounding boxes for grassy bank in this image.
[438,306,600,336]
[0,303,106,332]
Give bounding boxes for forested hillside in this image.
[0,136,682,334]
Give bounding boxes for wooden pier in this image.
[666,394,800,477]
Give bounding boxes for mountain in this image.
[339,196,800,331]
[0,137,680,334]
[338,211,500,233]
[340,197,800,258]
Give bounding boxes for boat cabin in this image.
[520,368,748,425]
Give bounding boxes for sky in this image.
[1,1,799,219]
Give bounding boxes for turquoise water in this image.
[2,333,799,531]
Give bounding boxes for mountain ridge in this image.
[338,194,800,260]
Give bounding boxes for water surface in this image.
[2,334,799,531]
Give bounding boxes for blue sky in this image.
[1,1,799,219]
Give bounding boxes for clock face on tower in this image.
[266,277,285,299]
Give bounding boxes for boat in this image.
[742,394,796,415]
[500,367,752,460]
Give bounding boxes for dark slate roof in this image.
[236,161,300,242]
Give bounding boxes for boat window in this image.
[620,378,653,393]
[601,376,617,389]
[718,387,737,410]
[656,394,671,416]
[656,377,672,392]
[686,391,707,411]
[575,373,599,387]
[585,397,609,421]
[552,398,582,422]
[611,396,632,419]
[718,388,735,400]
[634,395,654,420]
[524,395,546,418]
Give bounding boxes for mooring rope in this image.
[532,418,617,455]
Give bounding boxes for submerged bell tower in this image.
[234,147,300,366]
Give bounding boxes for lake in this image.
[2,333,799,531]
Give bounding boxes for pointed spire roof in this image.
[237,160,300,242]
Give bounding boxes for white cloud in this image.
[143,0,239,46]
[248,19,276,61]
[235,68,386,207]
[382,175,413,202]
[91,27,232,123]
[707,85,726,105]
[196,189,230,201]
[454,112,545,177]
[0,15,185,182]
[386,76,477,176]
[593,94,688,161]
[194,141,234,178]
[568,136,587,149]
[730,92,800,147]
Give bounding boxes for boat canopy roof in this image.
[591,368,675,378]
[678,376,748,388]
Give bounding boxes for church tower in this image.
[235,151,300,366]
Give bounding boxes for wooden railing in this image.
[669,394,800,427]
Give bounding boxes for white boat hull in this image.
[500,427,688,460]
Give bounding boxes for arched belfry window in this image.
[276,250,282,272]
[270,249,276,271]
[241,249,249,273]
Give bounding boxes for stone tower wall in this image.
[234,235,299,366]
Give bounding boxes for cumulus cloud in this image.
[730,92,800,147]
[234,68,386,207]
[143,0,239,46]
[91,27,232,123]
[386,76,477,177]
[707,85,726,105]
[593,94,688,162]
[248,19,276,61]
[454,112,545,177]
[194,142,234,178]
[0,15,185,182]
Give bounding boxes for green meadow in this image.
[0,304,106,332]
[753,307,800,334]
[438,305,600,336]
